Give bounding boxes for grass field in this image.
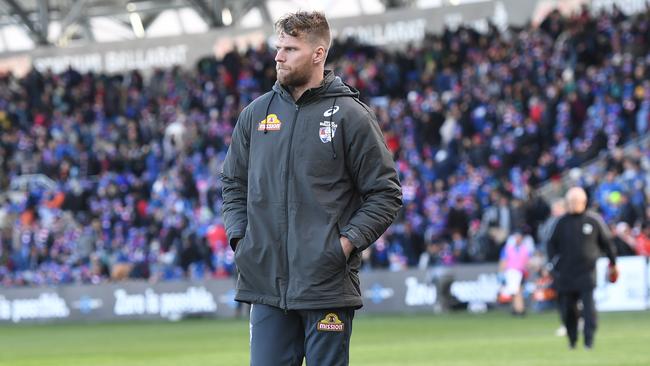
[0,311,648,366]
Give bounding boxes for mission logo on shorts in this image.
[317,313,344,332]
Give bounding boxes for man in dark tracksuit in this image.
[547,187,616,350]
[220,11,402,366]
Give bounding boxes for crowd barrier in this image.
[1,257,647,324]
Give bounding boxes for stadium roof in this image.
[0,0,437,52]
[7,1,638,54]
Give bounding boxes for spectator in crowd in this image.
[635,223,650,256]
[447,196,470,239]
[498,229,535,316]
[537,199,567,254]
[478,192,513,260]
[418,237,454,268]
[612,221,638,256]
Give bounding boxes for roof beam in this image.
[57,0,89,44]
[229,0,267,26]
[38,0,49,41]
[2,0,48,44]
[187,0,222,27]
[256,0,272,24]
[140,12,160,31]
[80,18,94,41]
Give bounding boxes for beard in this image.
[276,62,311,88]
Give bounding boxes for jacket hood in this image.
[272,70,359,104]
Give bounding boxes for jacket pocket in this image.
[332,235,347,267]
[334,223,348,265]
[233,231,248,256]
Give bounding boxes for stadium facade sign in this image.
[328,2,495,46]
[591,0,650,15]
[30,45,189,74]
[1,2,500,76]
[334,19,427,47]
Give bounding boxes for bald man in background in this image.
[547,187,617,350]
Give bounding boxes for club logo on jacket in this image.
[323,105,340,117]
[257,114,282,131]
[317,313,344,332]
[582,223,593,235]
[319,121,337,143]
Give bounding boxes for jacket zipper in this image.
[281,103,300,312]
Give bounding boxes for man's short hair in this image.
[275,11,331,49]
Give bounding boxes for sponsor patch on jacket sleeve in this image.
[258,114,282,131]
[317,312,344,332]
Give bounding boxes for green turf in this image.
[0,311,648,366]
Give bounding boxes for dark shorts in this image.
[249,303,355,366]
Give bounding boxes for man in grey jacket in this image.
[220,11,402,366]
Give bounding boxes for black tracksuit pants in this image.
[558,288,597,347]
[249,304,355,366]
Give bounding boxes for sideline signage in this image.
[595,256,648,312]
[2,258,646,324]
[0,280,239,324]
[361,269,436,313]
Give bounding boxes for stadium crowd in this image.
[1,5,650,286]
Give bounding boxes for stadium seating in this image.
[1,6,649,286]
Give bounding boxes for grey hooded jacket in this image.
[221,71,402,310]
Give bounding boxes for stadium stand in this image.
[1,5,649,286]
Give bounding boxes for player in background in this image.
[547,187,617,350]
